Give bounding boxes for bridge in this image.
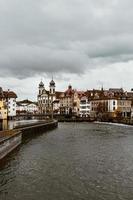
[16,113,53,120]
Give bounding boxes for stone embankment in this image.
[0,120,58,160]
[0,130,22,160]
[16,120,58,141]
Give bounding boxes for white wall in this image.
[27,104,38,113]
[7,98,16,117]
[80,98,91,117]
[108,99,117,112]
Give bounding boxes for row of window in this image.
[0,112,7,114]
[8,108,15,111]
[39,99,52,104]
[8,104,15,108]
[80,106,90,109]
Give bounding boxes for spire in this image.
[50,78,55,87]
[68,84,72,90]
[39,79,44,88]
[101,85,104,91]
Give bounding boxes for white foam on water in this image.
[94,121,133,128]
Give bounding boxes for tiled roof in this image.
[3,91,17,98]
[55,91,63,98]
[109,88,124,93]
[17,99,33,104]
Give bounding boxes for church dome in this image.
[50,79,55,86]
[39,81,44,87]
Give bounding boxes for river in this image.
[0,122,133,200]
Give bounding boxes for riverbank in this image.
[0,130,22,160]
[57,117,94,122]
[57,116,133,126]
[0,120,58,160]
[16,120,58,141]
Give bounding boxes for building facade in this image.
[4,90,17,119]
[79,96,91,117]
[90,98,118,118]
[60,85,74,115]
[17,99,38,114]
[0,87,7,120]
[37,79,56,114]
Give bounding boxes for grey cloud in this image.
[0,0,133,79]
[0,44,88,78]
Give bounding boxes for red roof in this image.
[55,91,63,99]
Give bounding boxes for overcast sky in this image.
[0,0,133,100]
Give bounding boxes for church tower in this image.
[49,79,56,95]
[38,80,44,95]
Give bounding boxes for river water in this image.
[0,122,133,200]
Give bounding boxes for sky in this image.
[0,0,133,100]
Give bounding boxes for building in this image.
[3,90,17,119]
[53,99,60,114]
[60,85,75,115]
[17,99,38,114]
[0,87,7,120]
[73,91,84,116]
[59,85,85,116]
[117,99,131,118]
[79,96,91,117]
[89,87,132,119]
[37,79,56,114]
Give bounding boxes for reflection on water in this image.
[0,120,39,131]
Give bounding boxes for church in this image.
[37,79,56,114]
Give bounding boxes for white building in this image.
[16,99,38,114]
[27,103,38,113]
[4,90,17,119]
[80,96,91,117]
[107,99,118,112]
[37,79,56,114]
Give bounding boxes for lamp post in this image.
[51,94,53,121]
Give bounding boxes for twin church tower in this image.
[37,79,56,114]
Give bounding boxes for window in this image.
[81,106,86,109]
[113,101,115,105]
